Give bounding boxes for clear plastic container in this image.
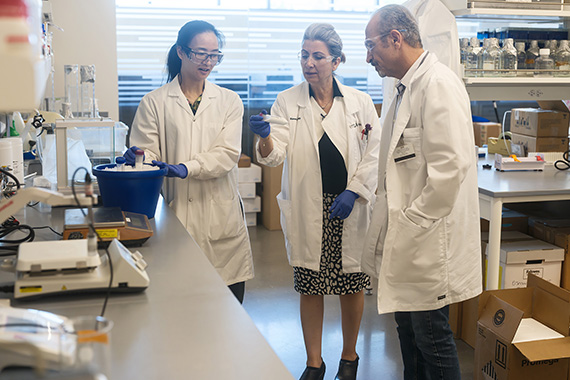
[80,65,96,118]
[554,40,570,77]
[515,42,527,75]
[500,38,517,77]
[135,149,144,170]
[481,38,501,77]
[525,40,540,70]
[534,48,554,77]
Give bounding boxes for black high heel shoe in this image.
[334,355,359,380]
[299,359,325,380]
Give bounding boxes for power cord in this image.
[555,150,570,170]
[71,167,114,318]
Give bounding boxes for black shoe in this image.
[334,355,359,380]
[299,360,325,380]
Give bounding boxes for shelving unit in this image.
[463,76,570,100]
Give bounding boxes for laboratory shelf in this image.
[463,77,570,100]
[452,8,570,18]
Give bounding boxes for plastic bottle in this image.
[515,42,527,76]
[476,39,490,77]
[5,137,23,184]
[135,149,144,170]
[500,38,517,77]
[525,40,540,70]
[554,40,570,77]
[481,38,501,77]
[115,156,126,171]
[534,48,554,77]
[464,37,479,77]
[0,0,34,58]
[547,40,558,59]
[460,38,469,65]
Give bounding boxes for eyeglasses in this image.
[364,29,407,51]
[181,46,224,65]
[298,51,335,64]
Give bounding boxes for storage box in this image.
[238,182,256,199]
[474,275,570,380]
[485,239,564,289]
[480,209,529,234]
[473,122,501,147]
[245,212,257,227]
[260,163,283,231]
[510,133,568,153]
[238,163,262,183]
[510,108,570,137]
[243,196,261,213]
[552,231,570,291]
[487,137,512,156]
[238,153,251,168]
[532,219,570,244]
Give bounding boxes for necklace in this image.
[317,98,333,110]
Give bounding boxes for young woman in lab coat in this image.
[249,24,380,380]
[127,20,253,303]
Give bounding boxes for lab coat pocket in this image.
[208,199,242,241]
[386,210,444,285]
[400,128,422,169]
[276,194,292,241]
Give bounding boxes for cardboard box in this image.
[473,122,501,147]
[474,275,570,380]
[245,212,257,227]
[532,219,570,244]
[552,231,570,291]
[510,133,568,153]
[480,209,529,234]
[510,108,570,137]
[243,196,261,213]
[238,163,262,183]
[449,302,462,339]
[461,295,480,348]
[485,239,564,289]
[238,153,251,168]
[260,163,283,231]
[238,182,256,199]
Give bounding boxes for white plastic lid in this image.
[539,48,550,56]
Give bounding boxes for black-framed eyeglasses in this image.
[297,51,334,64]
[364,29,407,51]
[181,46,224,65]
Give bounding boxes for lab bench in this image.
[478,154,570,290]
[0,198,293,379]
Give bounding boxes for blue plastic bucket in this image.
[93,164,168,219]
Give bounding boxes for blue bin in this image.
[93,164,167,219]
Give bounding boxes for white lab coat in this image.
[257,80,380,272]
[362,53,482,314]
[130,77,254,285]
[381,0,461,120]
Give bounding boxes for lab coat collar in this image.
[168,75,217,117]
[297,77,357,113]
[399,50,428,91]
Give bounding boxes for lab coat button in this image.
[189,198,193,202]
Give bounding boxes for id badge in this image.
[394,143,416,163]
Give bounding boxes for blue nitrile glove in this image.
[152,160,188,178]
[249,109,271,138]
[124,146,143,166]
[329,190,360,219]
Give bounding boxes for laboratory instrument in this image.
[63,207,153,247]
[0,187,150,300]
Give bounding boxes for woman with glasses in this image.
[128,20,253,303]
[249,23,380,380]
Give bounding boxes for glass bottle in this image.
[464,37,479,77]
[481,38,501,77]
[460,38,469,65]
[80,65,96,118]
[534,48,554,77]
[547,40,558,59]
[554,40,570,77]
[525,40,540,70]
[515,42,527,76]
[500,38,517,77]
[64,64,80,117]
[477,38,490,77]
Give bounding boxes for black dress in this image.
[293,123,370,296]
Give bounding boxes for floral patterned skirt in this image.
[293,193,370,296]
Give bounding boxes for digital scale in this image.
[63,207,153,247]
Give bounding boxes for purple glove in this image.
[249,109,271,138]
[329,190,359,219]
[152,160,188,178]
[124,146,144,166]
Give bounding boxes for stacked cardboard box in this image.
[510,108,569,153]
[473,121,501,147]
[238,158,262,226]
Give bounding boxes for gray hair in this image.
[373,5,422,48]
[303,23,346,64]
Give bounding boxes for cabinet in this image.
[442,0,570,101]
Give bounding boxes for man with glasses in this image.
[361,5,482,380]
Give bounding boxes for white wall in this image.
[49,0,118,120]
